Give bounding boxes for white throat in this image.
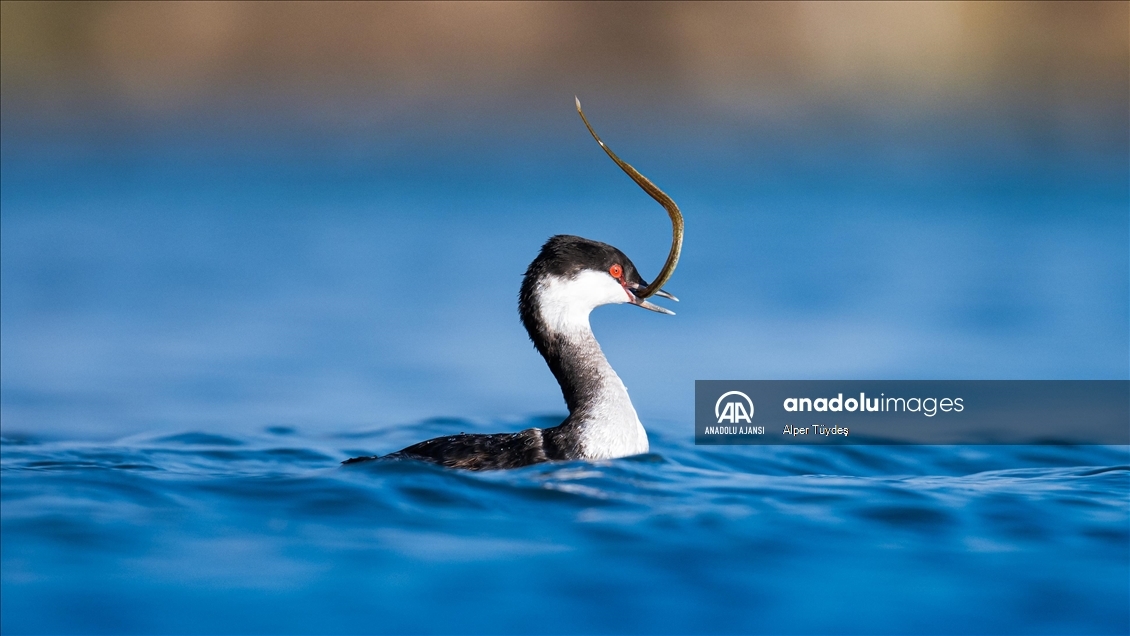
[536,270,631,335]
[535,272,649,459]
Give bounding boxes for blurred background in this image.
[2,1,1127,439]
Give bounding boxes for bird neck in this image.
[542,324,626,416]
[520,280,649,459]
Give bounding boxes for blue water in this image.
[2,427,1127,634]
[2,116,1127,438]
[2,103,1129,633]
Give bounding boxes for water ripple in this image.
[1,423,1127,634]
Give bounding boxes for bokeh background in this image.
[2,1,1127,439]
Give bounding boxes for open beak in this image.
[626,282,677,315]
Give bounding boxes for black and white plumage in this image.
[343,235,676,470]
[343,99,683,471]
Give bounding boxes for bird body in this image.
[344,236,662,470]
[343,100,682,471]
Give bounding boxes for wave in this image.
[2,420,1127,634]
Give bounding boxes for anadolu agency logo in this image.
[709,391,765,434]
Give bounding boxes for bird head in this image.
[527,235,677,317]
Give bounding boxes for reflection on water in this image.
[2,424,1127,634]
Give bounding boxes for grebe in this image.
[344,98,683,470]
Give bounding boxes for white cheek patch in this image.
[536,271,629,335]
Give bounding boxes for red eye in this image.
[609,264,623,279]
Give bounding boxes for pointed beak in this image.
[626,282,677,315]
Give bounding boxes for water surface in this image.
[2,424,1127,634]
[2,95,1127,634]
